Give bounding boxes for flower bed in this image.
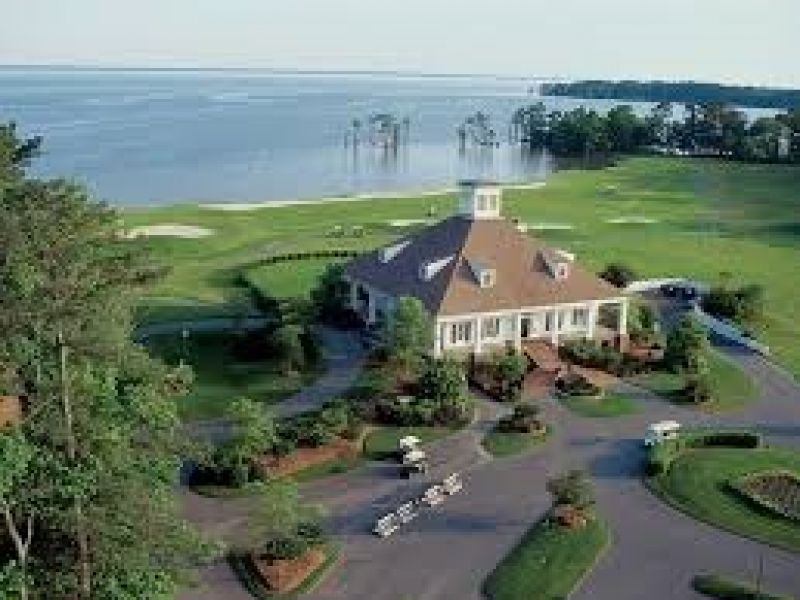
[730,470,800,522]
[255,438,360,479]
[254,548,327,594]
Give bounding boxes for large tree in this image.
[0,124,209,599]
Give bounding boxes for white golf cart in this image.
[644,420,682,447]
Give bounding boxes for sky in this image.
[2,0,799,86]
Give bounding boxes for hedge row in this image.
[646,430,763,476]
[253,249,360,267]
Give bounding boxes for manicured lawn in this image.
[362,425,460,461]
[244,257,346,300]
[649,447,800,553]
[631,350,756,412]
[288,456,364,483]
[483,514,610,600]
[127,158,800,380]
[560,393,639,417]
[482,427,551,458]
[692,573,795,600]
[143,331,320,421]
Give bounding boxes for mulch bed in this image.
[253,548,326,593]
[255,438,359,479]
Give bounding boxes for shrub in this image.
[547,469,594,510]
[497,403,545,434]
[684,372,713,404]
[702,284,764,329]
[599,263,638,288]
[559,339,642,376]
[491,350,528,402]
[664,315,710,373]
[645,439,682,476]
[691,573,792,600]
[689,431,762,449]
[555,372,601,398]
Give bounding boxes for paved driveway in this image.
[302,349,800,600]
[181,325,800,600]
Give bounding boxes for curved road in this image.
[301,346,800,600]
[181,330,800,600]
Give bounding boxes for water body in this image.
[0,68,701,206]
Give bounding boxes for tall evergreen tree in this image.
[0,124,210,599]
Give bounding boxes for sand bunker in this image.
[605,216,659,225]
[125,224,215,239]
[524,222,575,231]
[388,219,434,228]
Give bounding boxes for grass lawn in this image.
[244,257,347,300]
[362,425,460,461]
[631,350,756,412]
[482,426,551,458]
[649,447,800,553]
[143,331,320,421]
[560,393,639,418]
[483,514,610,600]
[287,455,365,483]
[127,158,800,379]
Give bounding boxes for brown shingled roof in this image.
[344,216,622,316]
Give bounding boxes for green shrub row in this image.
[559,339,649,377]
[255,249,360,267]
[276,400,363,456]
[691,573,793,600]
[646,430,763,476]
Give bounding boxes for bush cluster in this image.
[702,284,764,330]
[259,521,326,562]
[559,339,646,377]
[646,430,762,476]
[276,400,363,456]
[497,404,544,434]
[555,372,601,398]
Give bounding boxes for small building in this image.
[343,181,628,359]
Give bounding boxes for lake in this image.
[0,67,663,205]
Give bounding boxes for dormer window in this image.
[540,247,575,281]
[467,259,496,288]
[480,270,496,288]
[380,240,410,263]
[418,255,454,281]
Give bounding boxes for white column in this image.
[433,320,443,358]
[473,317,483,355]
[619,298,628,336]
[550,310,559,345]
[587,301,599,340]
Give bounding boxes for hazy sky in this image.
[3,0,799,86]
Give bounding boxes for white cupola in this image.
[458,180,502,220]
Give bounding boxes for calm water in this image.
[0,68,647,205]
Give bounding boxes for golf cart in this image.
[644,420,681,447]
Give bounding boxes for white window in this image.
[488,194,498,211]
[572,308,588,328]
[480,270,495,288]
[482,317,501,340]
[450,321,473,345]
[545,312,554,332]
[478,195,488,211]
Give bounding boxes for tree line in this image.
[541,80,800,111]
[0,122,211,599]
[511,101,800,163]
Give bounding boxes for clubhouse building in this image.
[343,181,629,360]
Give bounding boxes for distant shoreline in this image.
[198,181,547,212]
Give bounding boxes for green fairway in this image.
[631,350,756,412]
[650,447,800,553]
[143,331,320,421]
[482,427,551,458]
[560,393,639,417]
[126,158,800,379]
[483,515,610,600]
[244,257,346,300]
